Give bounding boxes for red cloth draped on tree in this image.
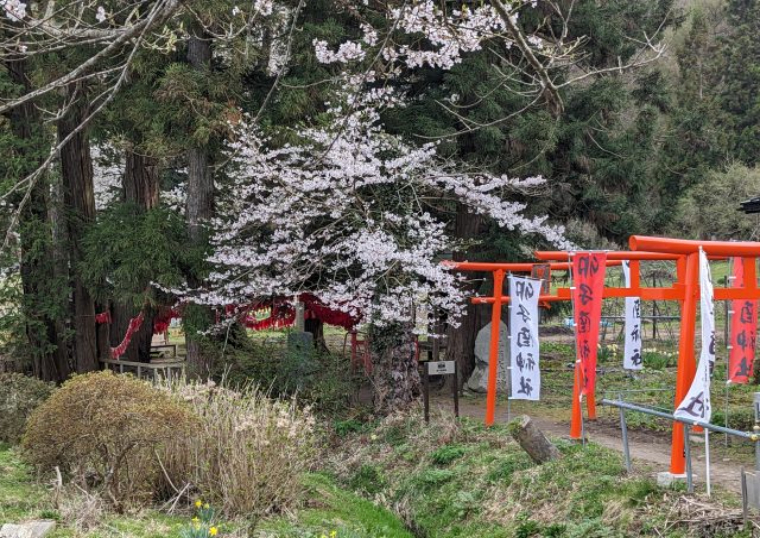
[96,293,359,360]
[110,312,145,359]
[241,294,359,331]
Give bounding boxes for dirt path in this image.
[435,396,749,494]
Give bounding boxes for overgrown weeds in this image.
[212,338,363,415]
[160,380,318,518]
[321,406,753,537]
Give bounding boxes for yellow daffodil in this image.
[204,503,210,510]
[192,517,200,523]
[209,527,218,536]
[195,500,203,508]
[330,531,337,538]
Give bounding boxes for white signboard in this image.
[675,249,715,423]
[427,361,456,375]
[622,261,643,370]
[509,275,542,401]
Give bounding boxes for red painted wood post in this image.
[485,269,505,426]
[670,252,699,474]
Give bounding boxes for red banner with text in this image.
[729,258,757,383]
[573,252,607,397]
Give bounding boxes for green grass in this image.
[0,443,51,525]
[0,444,192,537]
[327,412,751,537]
[255,474,414,538]
[0,443,413,538]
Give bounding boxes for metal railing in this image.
[600,397,760,495]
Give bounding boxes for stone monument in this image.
[466,321,509,392]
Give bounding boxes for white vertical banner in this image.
[675,249,716,423]
[622,261,643,370]
[509,275,542,401]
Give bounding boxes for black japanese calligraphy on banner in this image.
[729,258,757,383]
[622,261,643,370]
[572,252,607,397]
[509,275,542,401]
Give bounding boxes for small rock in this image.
[0,520,56,538]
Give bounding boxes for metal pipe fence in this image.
[600,397,760,497]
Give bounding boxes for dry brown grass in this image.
[57,488,105,533]
[159,380,317,519]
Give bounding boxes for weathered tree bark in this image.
[5,58,70,382]
[96,302,111,360]
[445,204,485,388]
[124,150,160,210]
[109,150,160,362]
[508,415,562,464]
[371,323,421,414]
[58,83,99,373]
[185,32,215,379]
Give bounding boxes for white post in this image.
[705,429,711,497]
[506,274,512,423]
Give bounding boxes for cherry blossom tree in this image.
[192,0,667,410]
[198,85,568,411]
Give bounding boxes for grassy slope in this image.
[0,444,412,538]
[2,405,753,538]
[321,412,750,538]
[255,474,414,538]
[0,444,189,538]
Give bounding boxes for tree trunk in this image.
[508,415,562,464]
[109,150,160,362]
[371,323,421,415]
[445,204,484,388]
[5,58,70,382]
[124,150,160,210]
[58,83,99,373]
[305,318,329,353]
[185,32,215,380]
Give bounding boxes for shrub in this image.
[22,371,195,510]
[161,381,317,518]
[430,445,466,466]
[213,338,362,415]
[0,373,55,445]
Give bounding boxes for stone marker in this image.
[0,520,56,538]
[466,321,509,393]
[508,415,562,464]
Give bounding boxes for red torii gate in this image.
[450,236,760,476]
[447,259,624,427]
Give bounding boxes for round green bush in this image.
[0,373,55,445]
[23,371,196,510]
